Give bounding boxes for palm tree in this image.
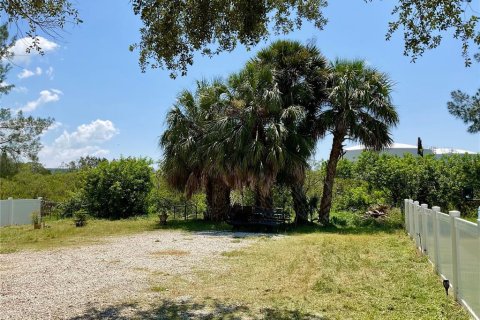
[247,40,329,223]
[160,80,231,221]
[205,63,284,208]
[317,60,399,224]
[207,40,329,223]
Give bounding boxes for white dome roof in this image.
[344,143,477,154]
[431,148,476,155]
[345,143,416,151]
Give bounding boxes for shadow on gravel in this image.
[68,299,328,320]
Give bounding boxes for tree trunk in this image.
[291,182,309,224]
[318,132,344,225]
[205,177,231,222]
[254,186,273,209]
[205,178,213,221]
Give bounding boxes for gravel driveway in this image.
[0,230,266,320]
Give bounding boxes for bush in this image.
[73,209,88,227]
[325,152,480,217]
[58,192,85,217]
[334,183,388,212]
[83,157,153,219]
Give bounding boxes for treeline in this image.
[306,152,480,217]
[1,153,478,219]
[0,156,206,219]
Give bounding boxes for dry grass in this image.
[151,229,469,319]
[0,211,472,319]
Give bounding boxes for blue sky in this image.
[2,0,479,167]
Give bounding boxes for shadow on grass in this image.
[69,299,327,320]
[155,215,404,237]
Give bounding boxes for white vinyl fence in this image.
[0,198,41,227]
[404,199,480,320]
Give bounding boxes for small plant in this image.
[31,211,41,229]
[155,198,171,225]
[73,209,88,227]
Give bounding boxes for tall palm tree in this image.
[247,40,329,223]
[206,63,284,208]
[317,60,399,224]
[160,80,231,221]
[205,60,316,211]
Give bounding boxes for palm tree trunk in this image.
[205,178,231,221]
[254,186,273,209]
[318,132,344,225]
[291,182,309,224]
[205,178,213,221]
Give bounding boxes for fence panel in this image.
[0,200,13,226]
[424,208,435,261]
[404,200,479,320]
[437,212,453,281]
[456,219,480,317]
[0,198,41,227]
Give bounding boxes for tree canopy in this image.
[0,0,81,57]
[447,88,480,133]
[377,0,479,67]
[132,0,479,76]
[130,0,327,77]
[0,24,53,161]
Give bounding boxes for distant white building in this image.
[343,142,477,160]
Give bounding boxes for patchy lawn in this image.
[0,215,228,253]
[0,211,470,319]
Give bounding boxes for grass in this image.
[144,211,469,320]
[0,210,471,319]
[0,214,229,253]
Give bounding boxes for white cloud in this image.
[18,69,34,79]
[46,66,54,79]
[39,145,110,168]
[39,119,119,167]
[18,67,42,79]
[8,37,59,65]
[13,86,28,93]
[19,89,62,113]
[55,120,120,147]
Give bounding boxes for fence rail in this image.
[404,199,480,320]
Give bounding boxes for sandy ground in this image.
[0,230,270,320]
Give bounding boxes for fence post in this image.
[409,199,414,238]
[421,204,428,253]
[414,201,420,248]
[8,197,13,226]
[404,199,409,234]
[449,210,461,300]
[477,209,480,301]
[432,206,441,273]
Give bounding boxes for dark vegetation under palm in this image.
[160,40,399,225]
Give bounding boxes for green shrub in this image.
[73,209,88,227]
[334,182,388,212]
[58,192,85,217]
[83,157,153,219]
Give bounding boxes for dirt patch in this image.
[0,230,274,320]
[150,249,190,256]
